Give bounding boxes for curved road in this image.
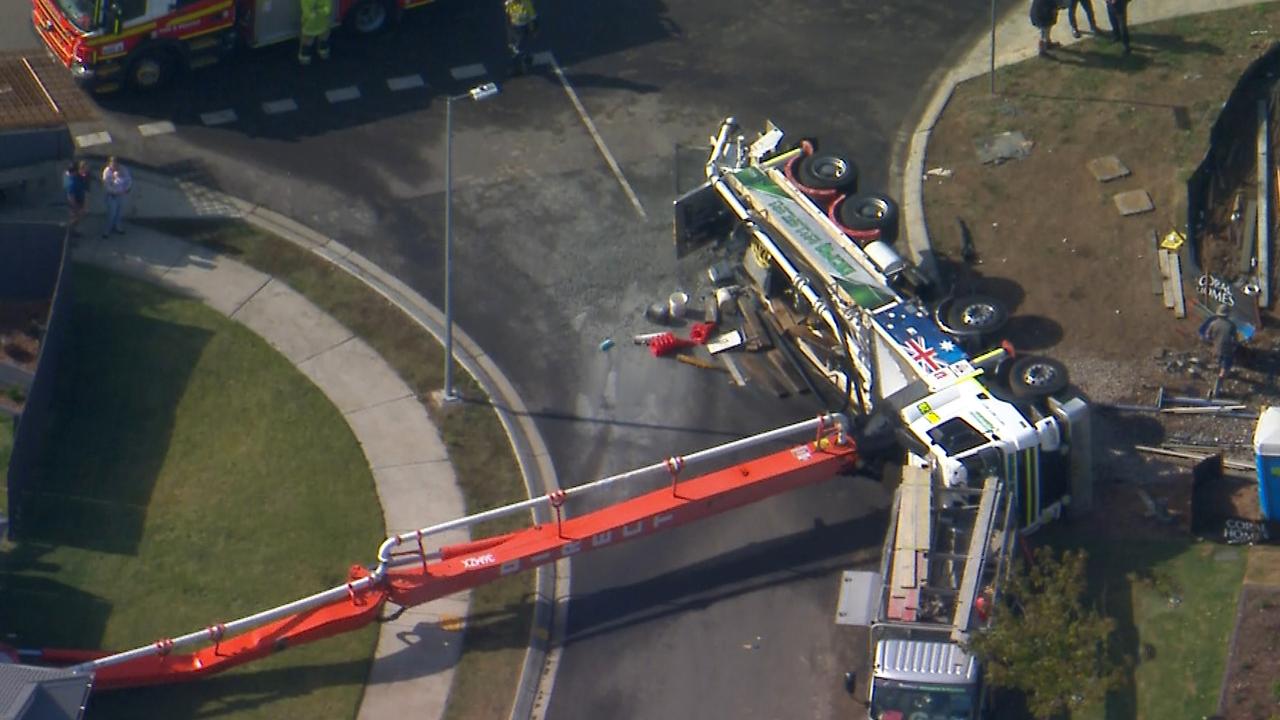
[3,0,1016,717]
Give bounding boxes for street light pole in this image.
[442,82,499,403]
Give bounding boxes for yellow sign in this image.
[1161,229,1186,251]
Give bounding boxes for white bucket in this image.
[668,292,689,319]
[716,287,736,316]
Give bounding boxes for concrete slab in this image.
[299,336,413,414]
[372,462,464,532]
[232,278,353,363]
[347,396,448,469]
[160,241,271,317]
[1115,189,1155,216]
[1087,155,1131,182]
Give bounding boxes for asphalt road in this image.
[4,0,1015,716]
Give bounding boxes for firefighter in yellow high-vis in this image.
[298,0,333,65]
[504,0,538,73]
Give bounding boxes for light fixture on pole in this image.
[443,81,500,403]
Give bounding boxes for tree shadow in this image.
[12,265,210,555]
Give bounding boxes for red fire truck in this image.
[31,0,429,92]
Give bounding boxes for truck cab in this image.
[869,637,981,720]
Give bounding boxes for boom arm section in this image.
[36,415,857,690]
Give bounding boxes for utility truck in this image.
[675,117,1093,718]
[32,0,428,92]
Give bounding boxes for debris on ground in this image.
[974,131,1033,165]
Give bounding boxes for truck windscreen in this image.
[53,0,96,30]
[870,679,976,720]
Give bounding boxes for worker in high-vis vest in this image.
[504,0,538,73]
[298,0,333,65]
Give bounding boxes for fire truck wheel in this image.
[128,50,177,91]
[834,192,899,243]
[347,0,390,34]
[1008,355,1069,398]
[794,151,858,193]
[944,294,1008,335]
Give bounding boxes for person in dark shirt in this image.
[63,160,89,238]
[1199,305,1239,381]
[1030,0,1062,57]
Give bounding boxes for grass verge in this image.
[1040,532,1245,719]
[0,265,383,719]
[137,217,534,720]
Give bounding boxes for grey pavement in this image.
[0,167,526,719]
[902,0,1280,275]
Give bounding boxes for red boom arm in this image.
[33,418,858,690]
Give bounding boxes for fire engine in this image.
[31,0,429,92]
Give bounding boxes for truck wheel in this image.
[945,294,1008,335]
[127,50,177,92]
[1008,356,1068,398]
[833,193,899,243]
[794,151,859,194]
[347,0,390,34]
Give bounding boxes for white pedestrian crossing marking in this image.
[73,131,112,148]
[137,120,176,137]
[386,74,426,91]
[262,98,299,115]
[450,64,486,80]
[325,86,361,103]
[200,109,238,126]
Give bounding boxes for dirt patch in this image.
[1221,584,1280,719]
[921,7,1280,714]
[0,300,48,371]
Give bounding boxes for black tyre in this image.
[794,151,859,193]
[127,49,178,92]
[945,295,1008,335]
[346,0,390,34]
[835,193,900,243]
[1008,356,1069,399]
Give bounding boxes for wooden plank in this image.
[763,347,807,395]
[1259,99,1271,307]
[735,351,786,397]
[1240,198,1259,274]
[952,475,997,638]
[888,466,931,622]
[736,295,773,351]
[1150,231,1165,296]
[1169,252,1187,318]
[721,353,748,387]
[1159,249,1175,309]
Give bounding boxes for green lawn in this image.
[1042,533,1245,720]
[0,265,383,719]
[138,218,534,720]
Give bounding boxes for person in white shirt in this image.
[100,156,132,238]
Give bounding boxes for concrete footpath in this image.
[0,166,560,719]
[901,0,1280,271]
